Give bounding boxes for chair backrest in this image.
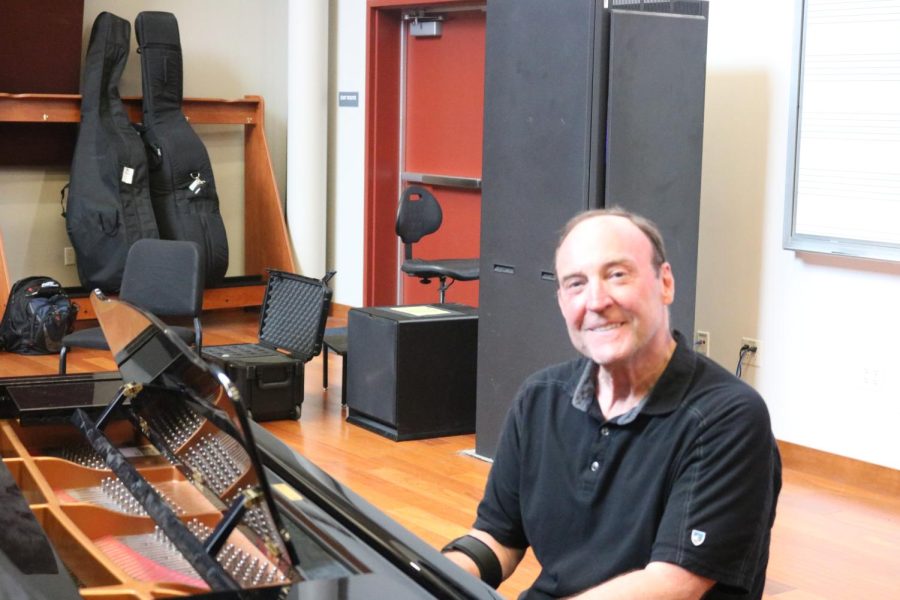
[395,186,443,258]
[119,239,204,318]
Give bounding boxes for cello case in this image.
[66,12,159,292]
[135,11,229,287]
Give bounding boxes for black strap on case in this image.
[441,534,503,589]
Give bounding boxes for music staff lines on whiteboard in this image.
[807,0,900,25]
[800,113,900,141]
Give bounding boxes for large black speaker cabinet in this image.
[476,0,709,458]
[605,8,708,345]
[480,0,608,267]
[476,0,607,458]
[346,305,478,441]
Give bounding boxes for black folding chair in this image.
[59,239,204,374]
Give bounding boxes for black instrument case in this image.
[203,270,332,421]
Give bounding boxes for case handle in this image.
[257,372,291,390]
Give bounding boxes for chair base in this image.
[59,346,68,374]
[415,275,452,303]
[322,328,348,405]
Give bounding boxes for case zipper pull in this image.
[188,172,207,194]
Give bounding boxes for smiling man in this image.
[442,208,782,599]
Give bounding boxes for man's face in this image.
[555,215,675,368]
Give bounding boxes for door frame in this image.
[363,0,484,306]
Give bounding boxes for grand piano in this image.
[0,291,500,600]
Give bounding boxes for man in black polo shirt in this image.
[442,208,781,599]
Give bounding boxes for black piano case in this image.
[203,270,332,421]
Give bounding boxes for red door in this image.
[365,2,485,307]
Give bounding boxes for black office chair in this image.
[395,185,479,303]
[59,239,204,374]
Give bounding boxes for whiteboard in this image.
[784,0,900,261]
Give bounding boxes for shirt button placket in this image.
[589,426,612,474]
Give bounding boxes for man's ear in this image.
[660,263,675,305]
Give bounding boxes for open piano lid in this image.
[74,290,301,593]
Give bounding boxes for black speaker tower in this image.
[476,0,709,458]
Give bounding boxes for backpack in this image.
[0,277,79,355]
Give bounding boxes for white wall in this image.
[327,1,900,470]
[326,0,367,306]
[0,0,289,285]
[696,0,900,470]
[287,1,329,278]
[283,0,365,291]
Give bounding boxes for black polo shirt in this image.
[474,332,781,599]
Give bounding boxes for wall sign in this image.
[338,91,359,107]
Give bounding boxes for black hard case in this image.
[202,271,331,421]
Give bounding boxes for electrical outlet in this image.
[741,337,761,367]
[63,247,76,266]
[861,366,881,389]
[694,330,710,356]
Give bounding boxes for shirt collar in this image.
[642,330,696,415]
[571,360,597,413]
[570,330,697,419]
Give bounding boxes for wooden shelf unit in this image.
[0,93,295,319]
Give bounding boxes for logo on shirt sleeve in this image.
[690,529,707,546]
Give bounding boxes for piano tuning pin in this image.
[268,563,281,584]
[154,526,169,545]
[264,564,274,584]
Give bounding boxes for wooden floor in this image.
[2,309,899,599]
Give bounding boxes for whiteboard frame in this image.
[783,0,900,262]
